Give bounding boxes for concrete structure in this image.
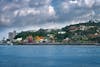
[8,31,16,42]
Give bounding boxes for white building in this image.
[58,31,66,34]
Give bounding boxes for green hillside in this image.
[15,20,100,43]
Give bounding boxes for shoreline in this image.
[0,43,100,45]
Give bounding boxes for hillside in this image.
[15,21,100,44]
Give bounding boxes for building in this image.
[8,31,16,42]
[58,31,66,34]
[35,36,45,43]
[69,26,79,32]
[79,25,86,31]
[27,35,33,43]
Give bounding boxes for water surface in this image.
[0,45,100,67]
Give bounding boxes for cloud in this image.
[69,0,78,4]
[14,5,55,16]
[14,8,41,16]
[0,16,10,24]
[0,0,56,28]
[60,2,70,13]
[84,0,95,8]
[0,0,100,39]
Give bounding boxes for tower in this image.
[8,31,16,42]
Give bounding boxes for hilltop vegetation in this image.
[15,20,100,43]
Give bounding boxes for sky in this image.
[0,0,100,40]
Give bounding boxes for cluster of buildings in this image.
[0,30,65,45]
[0,22,100,45]
[1,31,56,44]
[69,25,95,32]
[0,31,17,44]
[17,34,56,44]
[68,25,100,43]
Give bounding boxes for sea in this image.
[0,45,100,67]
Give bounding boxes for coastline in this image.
[0,43,100,45]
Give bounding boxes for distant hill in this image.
[15,20,100,43]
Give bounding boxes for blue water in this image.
[0,45,100,67]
